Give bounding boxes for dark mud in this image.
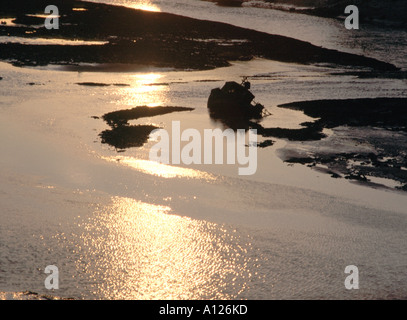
[256,139,275,148]
[102,106,194,127]
[284,147,407,191]
[210,0,244,7]
[99,125,160,150]
[275,98,407,190]
[76,82,130,87]
[255,121,326,141]
[0,0,399,71]
[329,70,407,80]
[99,106,194,150]
[209,112,326,141]
[3,291,74,300]
[278,98,407,132]
[209,95,407,190]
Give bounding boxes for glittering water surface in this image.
[68,197,258,299]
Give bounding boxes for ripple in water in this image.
[59,196,262,299]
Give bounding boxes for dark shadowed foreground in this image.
[0,0,399,71]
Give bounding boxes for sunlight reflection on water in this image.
[102,156,217,181]
[75,196,259,299]
[114,73,170,107]
[130,0,161,12]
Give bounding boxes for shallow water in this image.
[1,1,407,300]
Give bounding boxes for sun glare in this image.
[131,1,161,12]
[102,156,217,181]
[115,73,169,106]
[75,196,254,299]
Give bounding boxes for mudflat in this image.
[0,0,399,71]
